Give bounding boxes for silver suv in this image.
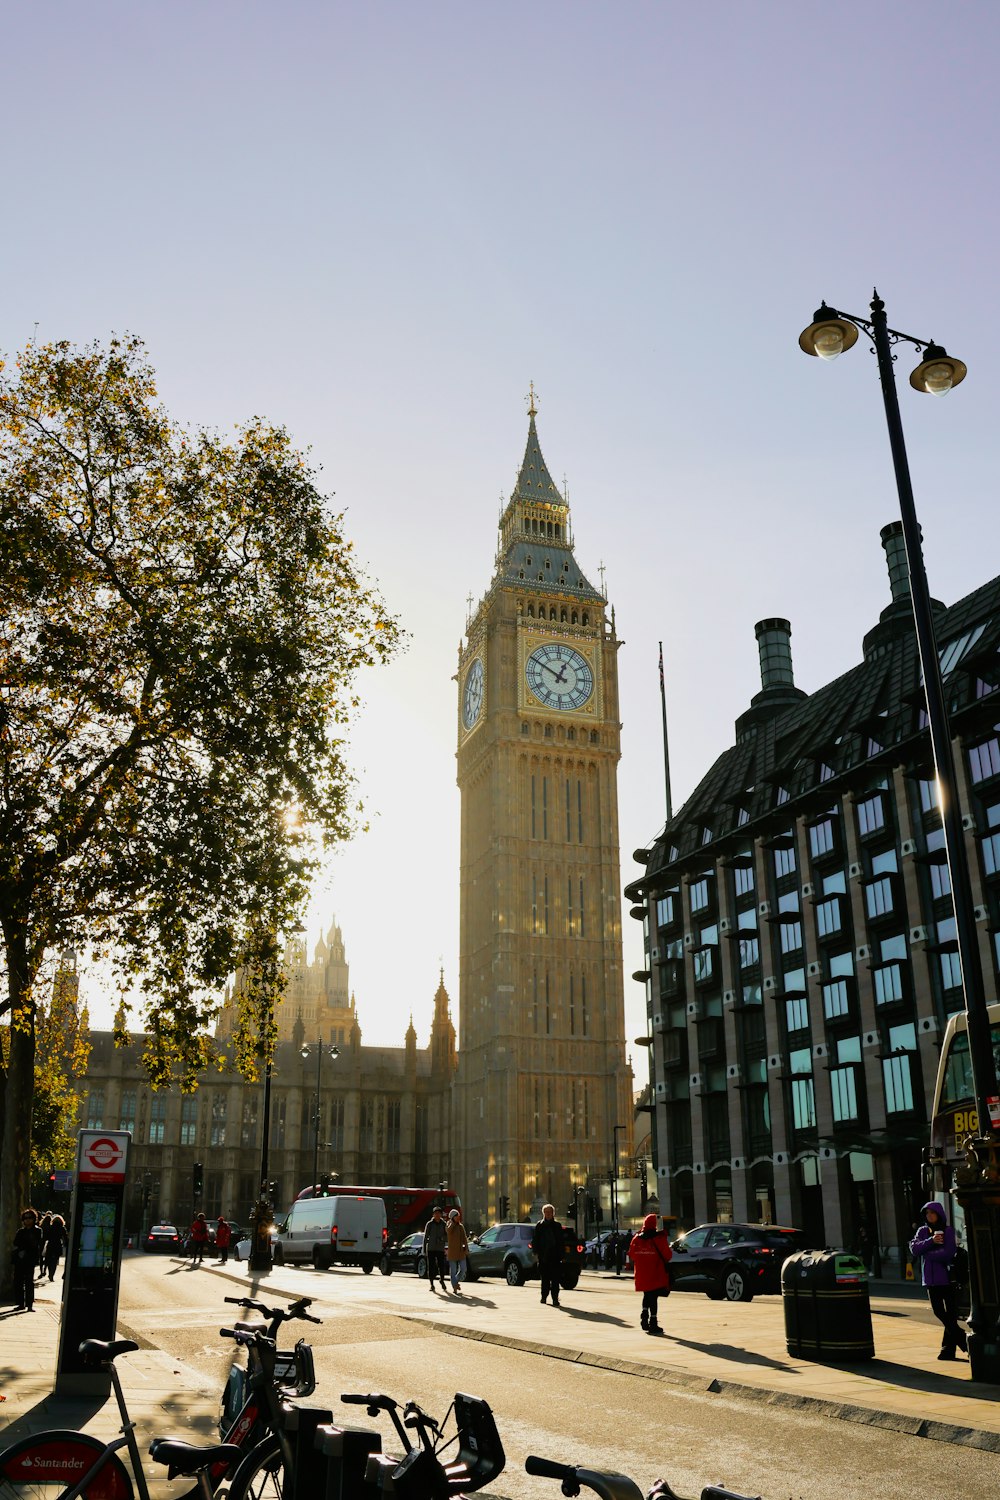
[466,1222,583,1288]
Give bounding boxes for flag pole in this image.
[659,641,673,823]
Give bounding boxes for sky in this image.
[6,3,1000,1065]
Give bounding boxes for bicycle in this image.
[334,1388,505,1500]
[0,1337,242,1500]
[218,1294,320,1439]
[524,1455,761,1500]
[0,1318,310,1500]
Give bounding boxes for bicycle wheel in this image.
[225,1435,286,1500]
[0,1432,133,1500]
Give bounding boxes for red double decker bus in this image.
[295,1183,460,1244]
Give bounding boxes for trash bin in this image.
[782,1249,874,1361]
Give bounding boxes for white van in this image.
[273,1194,387,1271]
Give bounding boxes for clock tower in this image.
[455,395,632,1227]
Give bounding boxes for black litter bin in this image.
[782,1249,874,1362]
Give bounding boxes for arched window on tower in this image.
[571,610,578,624]
[560,608,567,622]
[550,606,557,621]
[527,603,534,617]
[582,611,589,626]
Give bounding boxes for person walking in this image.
[44,1214,67,1281]
[215,1216,232,1265]
[629,1213,673,1336]
[530,1204,565,1307]
[189,1211,210,1265]
[36,1213,53,1282]
[12,1209,42,1310]
[445,1209,469,1293]
[423,1206,448,1291]
[909,1200,967,1360]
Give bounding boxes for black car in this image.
[378,1232,425,1276]
[668,1223,810,1301]
[143,1223,182,1254]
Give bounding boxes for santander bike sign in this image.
[78,1130,130,1185]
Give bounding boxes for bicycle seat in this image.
[78,1339,140,1364]
[149,1439,243,1475]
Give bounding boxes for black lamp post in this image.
[612,1123,626,1231]
[248,1054,275,1273]
[300,1040,340,1197]
[800,291,1000,1381]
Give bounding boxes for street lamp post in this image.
[301,1040,340,1197]
[800,291,1000,1381]
[248,1055,275,1273]
[612,1123,626,1231]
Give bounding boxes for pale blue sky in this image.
[6,3,999,1054]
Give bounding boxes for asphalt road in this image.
[118,1255,996,1500]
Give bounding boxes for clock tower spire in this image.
[455,400,632,1229]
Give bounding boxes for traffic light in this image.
[193,1161,203,1197]
[268,1180,278,1201]
[498,1194,509,1219]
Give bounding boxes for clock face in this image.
[525,643,594,712]
[463,657,484,729]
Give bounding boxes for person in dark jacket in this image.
[530,1204,564,1306]
[44,1214,67,1281]
[423,1206,448,1291]
[909,1200,967,1359]
[12,1209,42,1310]
[629,1213,672,1335]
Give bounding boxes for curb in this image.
[400,1318,1000,1456]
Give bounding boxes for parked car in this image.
[466,1222,585,1288]
[669,1223,810,1301]
[379,1231,425,1276]
[143,1224,182,1254]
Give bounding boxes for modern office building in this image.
[454,398,633,1225]
[626,522,1000,1267]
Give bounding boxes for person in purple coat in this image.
[909,1201,967,1360]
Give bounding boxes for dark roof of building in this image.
[495,416,603,601]
[627,571,1000,896]
[511,414,564,506]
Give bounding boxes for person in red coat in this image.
[189,1212,210,1265]
[215,1216,233,1265]
[629,1213,672,1336]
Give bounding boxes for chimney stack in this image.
[880,521,911,604]
[755,617,796,691]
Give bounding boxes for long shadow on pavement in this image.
[666,1337,790,1372]
[839,1357,1000,1403]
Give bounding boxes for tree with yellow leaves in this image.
[0,336,401,1290]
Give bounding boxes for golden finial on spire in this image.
[526,381,538,419]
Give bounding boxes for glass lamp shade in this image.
[798,304,859,360]
[909,343,967,396]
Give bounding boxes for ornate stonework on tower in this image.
[455,397,633,1225]
[217,917,359,1048]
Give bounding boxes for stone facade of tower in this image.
[216,918,360,1049]
[455,404,633,1226]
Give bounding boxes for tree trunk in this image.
[0,935,37,1297]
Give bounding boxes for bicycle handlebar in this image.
[526,1458,575,1481]
[525,1459,647,1500]
[341,1392,395,1408]
[223,1295,320,1326]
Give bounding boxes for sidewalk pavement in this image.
[2,1261,999,1458]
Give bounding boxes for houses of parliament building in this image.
[72,403,633,1233]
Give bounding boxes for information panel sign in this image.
[55,1130,131,1395]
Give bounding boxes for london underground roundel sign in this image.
[78,1130,129,1184]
